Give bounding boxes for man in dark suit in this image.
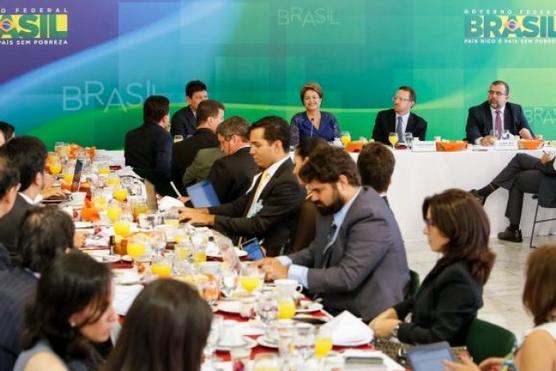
[207,116,258,204]
[357,142,395,207]
[0,207,75,370]
[0,137,47,264]
[172,99,224,192]
[170,80,208,139]
[0,158,20,270]
[372,86,427,144]
[124,95,173,194]
[471,152,556,242]
[179,116,305,256]
[466,80,533,145]
[258,146,409,321]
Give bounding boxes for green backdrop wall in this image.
[2,0,556,149]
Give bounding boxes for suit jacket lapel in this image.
[483,102,493,132]
[243,174,263,217]
[406,114,415,133]
[388,110,396,133]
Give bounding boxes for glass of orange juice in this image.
[314,326,333,359]
[277,297,296,320]
[127,235,147,264]
[98,163,110,176]
[113,186,128,202]
[63,169,74,186]
[388,132,399,147]
[107,202,122,223]
[106,173,121,187]
[192,244,207,265]
[49,158,62,176]
[239,264,263,294]
[340,131,352,146]
[113,219,131,238]
[151,255,172,278]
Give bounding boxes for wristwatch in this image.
[392,322,401,338]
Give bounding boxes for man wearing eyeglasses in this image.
[372,86,428,145]
[466,80,533,146]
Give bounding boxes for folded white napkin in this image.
[322,310,374,345]
[114,284,143,315]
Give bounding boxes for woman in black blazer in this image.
[370,189,496,346]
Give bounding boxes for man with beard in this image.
[465,80,533,145]
[258,146,409,321]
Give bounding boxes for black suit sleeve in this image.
[372,112,387,144]
[154,131,172,180]
[396,268,480,345]
[512,104,533,137]
[207,160,232,203]
[210,178,301,238]
[465,107,483,143]
[170,111,186,138]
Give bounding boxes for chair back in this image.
[465,318,516,364]
[404,270,420,300]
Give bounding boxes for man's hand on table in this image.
[369,318,401,338]
[519,128,533,139]
[479,135,496,146]
[42,187,66,199]
[256,258,288,281]
[178,207,214,226]
[73,231,87,248]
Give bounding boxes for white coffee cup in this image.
[274,279,303,298]
[71,192,87,207]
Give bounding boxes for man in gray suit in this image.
[259,146,409,321]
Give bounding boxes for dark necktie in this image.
[495,110,502,139]
[396,116,405,142]
[321,223,338,268]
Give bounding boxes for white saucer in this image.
[216,300,241,314]
[207,247,248,259]
[216,336,257,352]
[256,336,279,348]
[332,334,373,347]
[296,302,323,313]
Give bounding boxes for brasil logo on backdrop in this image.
[0,7,68,46]
[464,8,556,45]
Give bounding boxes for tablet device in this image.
[407,341,453,371]
[241,237,264,261]
[186,180,221,208]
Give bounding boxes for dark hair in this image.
[491,80,510,95]
[250,116,290,152]
[422,189,495,284]
[143,95,170,124]
[196,99,225,126]
[216,116,250,142]
[295,137,328,159]
[299,145,360,186]
[18,206,75,273]
[0,121,15,142]
[0,156,19,199]
[300,82,323,103]
[398,85,416,103]
[522,244,556,326]
[22,252,113,364]
[102,280,212,371]
[357,142,395,193]
[0,136,47,191]
[185,80,207,98]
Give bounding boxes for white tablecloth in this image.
[383,148,556,241]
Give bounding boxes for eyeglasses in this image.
[392,96,411,102]
[487,90,506,97]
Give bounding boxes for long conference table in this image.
[107,148,556,242]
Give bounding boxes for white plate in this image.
[332,334,373,347]
[296,302,323,313]
[207,247,248,259]
[237,321,266,336]
[256,336,279,348]
[74,221,94,229]
[216,300,241,314]
[91,254,121,264]
[216,336,257,352]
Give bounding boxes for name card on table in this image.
[494,140,518,151]
[412,141,437,152]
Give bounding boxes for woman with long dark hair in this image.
[370,189,496,346]
[14,252,116,371]
[102,279,213,371]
